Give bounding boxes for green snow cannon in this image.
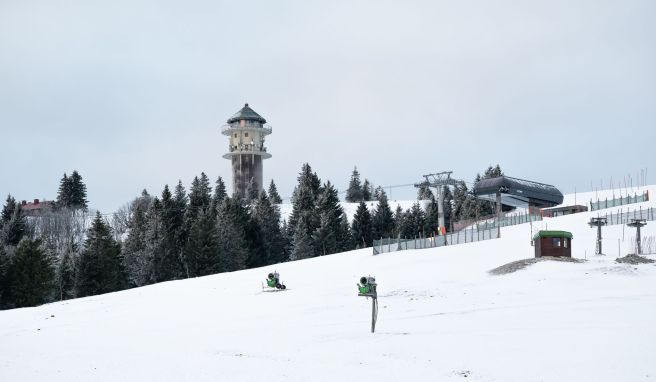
[358,276,377,297]
[266,272,286,290]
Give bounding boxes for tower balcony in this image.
[223,144,272,159]
[221,123,272,136]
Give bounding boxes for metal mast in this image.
[414,171,459,232]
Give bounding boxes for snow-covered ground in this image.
[1,187,655,381]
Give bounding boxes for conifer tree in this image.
[122,191,153,287]
[337,214,354,251]
[424,199,440,235]
[3,238,54,308]
[362,179,373,201]
[268,180,283,204]
[314,181,347,255]
[1,194,17,225]
[393,205,405,238]
[405,202,426,238]
[56,243,77,300]
[287,163,321,238]
[290,217,314,260]
[211,176,228,213]
[351,201,373,248]
[56,171,88,210]
[1,204,25,247]
[417,184,434,200]
[346,167,363,202]
[372,190,395,239]
[76,213,124,297]
[250,192,287,266]
[68,171,88,210]
[185,208,220,277]
[313,211,336,256]
[0,245,10,308]
[216,197,249,272]
[56,173,71,208]
[245,178,260,203]
[443,186,454,231]
[141,198,163,286]
[154,185,185,281]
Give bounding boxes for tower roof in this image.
[227,103,267,124]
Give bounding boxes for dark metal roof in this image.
[473,176,564,208]
[533,230,573,240]
[227,103,267,124]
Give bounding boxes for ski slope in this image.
[1,187,655,381]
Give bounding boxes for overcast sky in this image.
[1,0,654,212]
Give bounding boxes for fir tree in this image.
[140,198,163,286]
[337,214,354,251]
[1,204,25,247]
[76,213,124,297]
[287,163,321,238]
[346,167,363,202]
[156,185,186,281]
[245,178,260,203]
[372,190,395,239]
[315,181,347,255]
[268,180,283,204]
[250,192,287,266]
[424,199,440,235]
[216,197,249,272]
[56,173,71,208]
[405,202,426,238]
[185,208,220,277]
[122,191,153,287]
[56,243,77,300]
[3,238,54,308]
[351,201,373,248]
[290,217,314,260]
[211,176,227,213]
[417,183,434,200]
[56,171,88,210]
[393,205,405,238]
[1,194,17,225]
[68,171,88,210]
[0,245,10,308]
[443,186,454,231]
[362,179,373,201]
[312,211,336,256]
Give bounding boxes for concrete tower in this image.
[222,103,272,197]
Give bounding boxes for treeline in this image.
[0,164,504,310]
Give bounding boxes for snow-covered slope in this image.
[1,187,655,382]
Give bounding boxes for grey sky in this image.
[1,0,654,213]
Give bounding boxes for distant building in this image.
[19,199,55,216]
[541,205,588,218]
[221,103,272,197]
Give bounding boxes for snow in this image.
[1,187,656,381]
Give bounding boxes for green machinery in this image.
[357,276,378,333]
[264,271,286,290]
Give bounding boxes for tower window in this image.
[234,133,237,138]
[245,132,249,137]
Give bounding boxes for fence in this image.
[590,191,649,211]
[373,210,542,255]
[373,226,499,255]
[594,206,656,226]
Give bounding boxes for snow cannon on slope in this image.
[264,271,286,291]
[358,276,378,333]
[358,276,377,298]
